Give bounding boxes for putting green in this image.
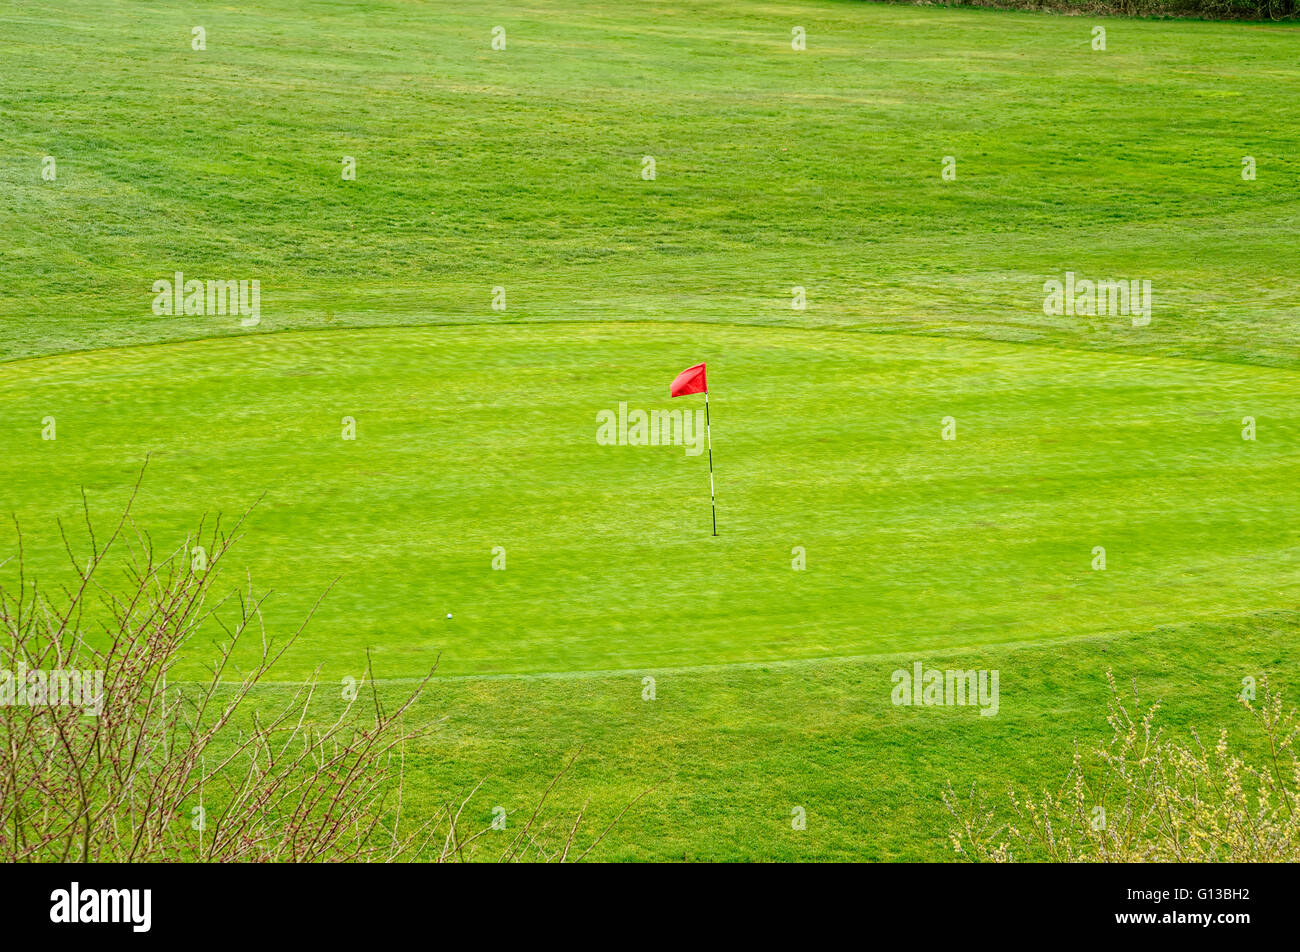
[2,322,1297,680]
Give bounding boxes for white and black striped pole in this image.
[668,362,715,536]
[705,391,717,536]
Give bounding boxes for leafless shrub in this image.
[1,471,634,862]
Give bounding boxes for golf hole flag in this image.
[669,363,707,398]
[670,363,717,536]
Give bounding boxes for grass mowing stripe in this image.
[3,323,1297,682]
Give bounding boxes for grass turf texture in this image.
[5,323,1300,679]
[3,0,1299,859]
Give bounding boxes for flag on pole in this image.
[669,363,707,398]
[670,363,716,536]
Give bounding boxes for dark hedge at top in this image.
[885,0,1298,19]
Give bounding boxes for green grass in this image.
[2,0,1299,859]
[5,323,1300,680]
[208,613,1300,861]
[6,1,1299,365]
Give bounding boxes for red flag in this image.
[670,363,707,397]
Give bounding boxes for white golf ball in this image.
[446,613,453,619]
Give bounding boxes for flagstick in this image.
[705,392,717,536]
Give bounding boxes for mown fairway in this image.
[2,0,1299,859]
